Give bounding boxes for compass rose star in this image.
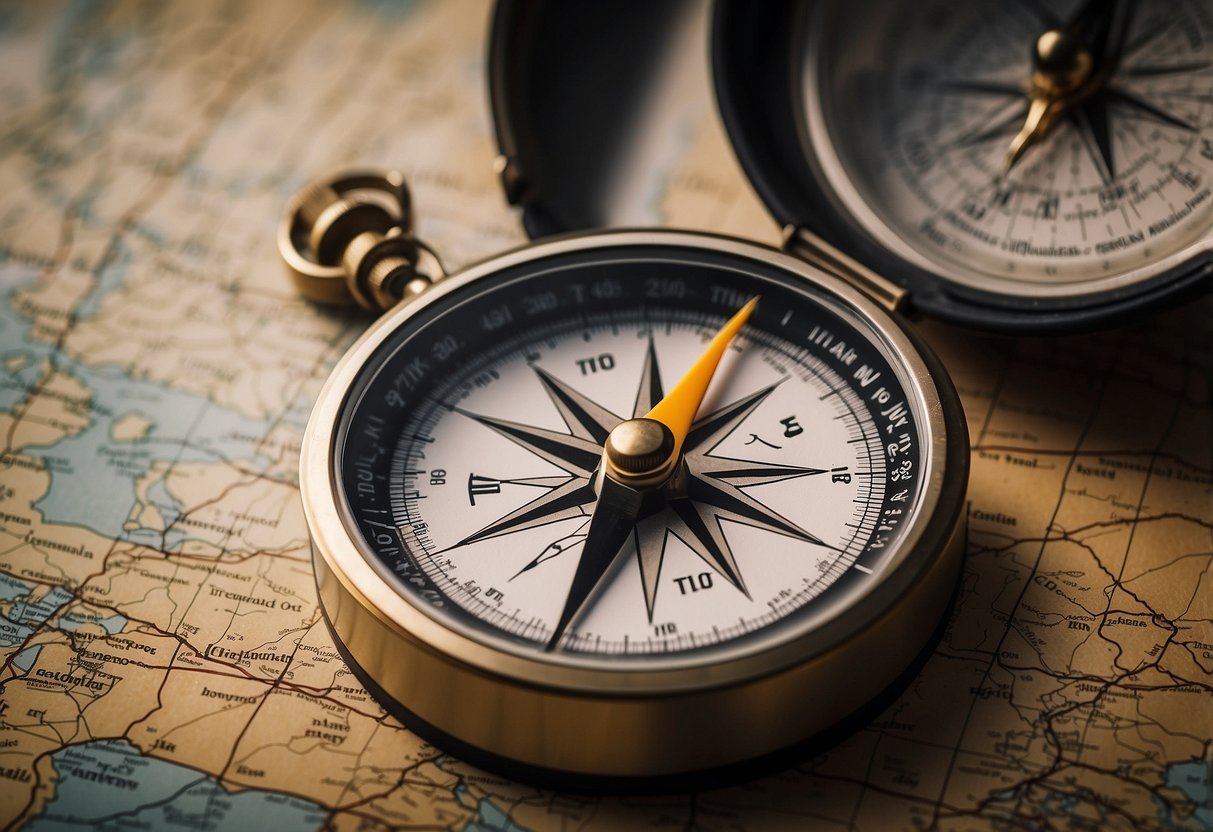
[936,0,1203,184]
[457,337,835,622]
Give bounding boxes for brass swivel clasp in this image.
[279,170,445,311]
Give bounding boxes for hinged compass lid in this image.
[489,0,708,238]
[490,0,1213,331]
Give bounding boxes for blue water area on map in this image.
[357,0,418,17]
[46,5,146,128]
[1154,758,1213,830]
[55,608,127,635]
[0,343,46,414]
[0,298,284,539]
[468,798,530,832]
[450,780,528,832]
[0,574,35,646]
[0,352,41,413]
[10,586,74,625]
[123,477,178,550]
[0,581,72,647]
[29,362,284,542]
[0,263,297,544]
[0,265,46,412]
[0,571,30,601]
[28,740,328,831]
[13,644,43,672]
[73,241,132,320]
[0,615,35,648]
[1039,788,1093,824]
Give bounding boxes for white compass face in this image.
[336,249,931,666]
[801,0,1213,294]
[401,319,888,656]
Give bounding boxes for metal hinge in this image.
[782,225,906,313]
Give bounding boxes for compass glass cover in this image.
[335,245,931,668]
[799,0,1213,295]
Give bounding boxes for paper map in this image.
[0,2,1209,829]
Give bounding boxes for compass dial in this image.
[390,300,898,657]
[336,242,929,666]
[307,233,965,778]
[800,0,1213,295]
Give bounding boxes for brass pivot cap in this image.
[603,418,677,486]
[1033,30,1093,94]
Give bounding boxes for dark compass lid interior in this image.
[489,0,1213,332]
[489,0,710,238]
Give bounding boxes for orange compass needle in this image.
[645,296,758,453]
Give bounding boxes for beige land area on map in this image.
[0,2,1209,830]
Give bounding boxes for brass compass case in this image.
[301,231,968,781]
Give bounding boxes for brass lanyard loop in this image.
[279,169,446,311]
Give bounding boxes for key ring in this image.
[279,169,444,310]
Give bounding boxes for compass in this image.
[284,0,1209,787]
[714,0,1212,328]
[282,174,966,781]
